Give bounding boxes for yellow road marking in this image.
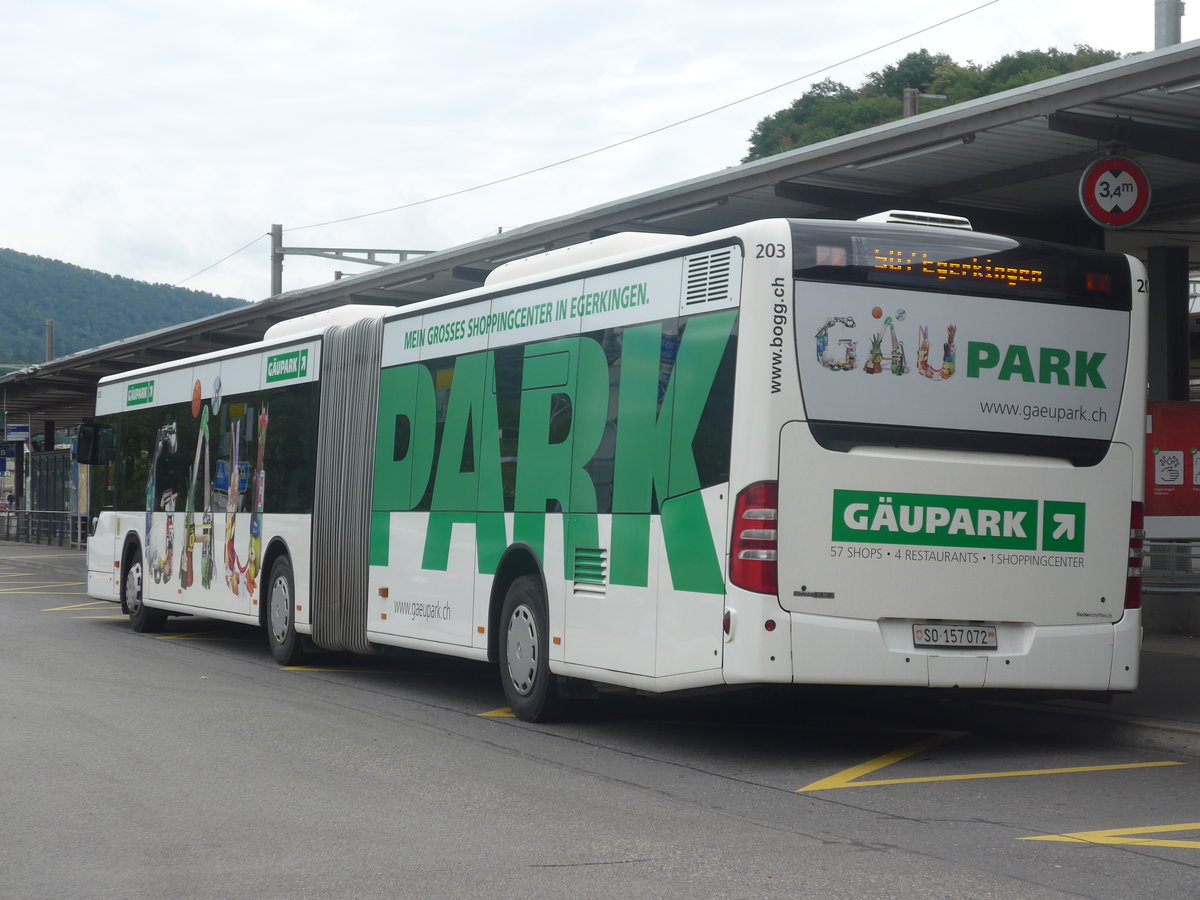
[71,615,128,620]
[156,632,257,642]
[44,600,111,611]
[799,732,962,791]
[280,666,398,674]
[1019,823,1200,849]
[8,591,87,596]
[3,582,85,593]
[809,760,1183,790]
[797,732,1183,792]
[479,707,516,718]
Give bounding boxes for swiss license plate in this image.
[912,623,997,649]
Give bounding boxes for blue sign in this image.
[215,460,250,495]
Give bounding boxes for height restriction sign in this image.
[1078,156,1151,228]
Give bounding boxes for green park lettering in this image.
[371,311,736,594]
[965,341,1106,388]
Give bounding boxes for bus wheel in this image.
[266,555,304,666]
[125,550,166,634]
[500,575,560,722]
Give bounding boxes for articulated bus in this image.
[80,214,1148,720]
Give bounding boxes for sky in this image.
[2,0,1195,302]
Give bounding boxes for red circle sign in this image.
[1078,156,1151,228]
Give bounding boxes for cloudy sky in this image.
[2,1,1194,301]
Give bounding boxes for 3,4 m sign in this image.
[1079,156,1151,228]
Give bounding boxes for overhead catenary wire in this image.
[175,233,271,288]
[175,0,1001,288]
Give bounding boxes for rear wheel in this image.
[266,555,304,665]
[500,575,560,722]
[125,550,166,633]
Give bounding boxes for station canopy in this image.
[4,40,1199,425]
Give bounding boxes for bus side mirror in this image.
[75,424,98,464]
[75,423,111,465]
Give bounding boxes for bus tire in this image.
[500,575,560,722]
[266,555,304,666]
[124,550,167,634]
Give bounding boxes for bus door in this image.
[80,422,119,600]
[516,325,659,678]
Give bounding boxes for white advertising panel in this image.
[795,282,1129,441]
[379,257,692,368]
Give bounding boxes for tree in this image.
[743,46,1123,162]
[864,49,954,99]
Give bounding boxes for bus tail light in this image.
[730,481,778,594]
[1126,501,1144,609]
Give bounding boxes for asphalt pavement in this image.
[4,538,1198,756]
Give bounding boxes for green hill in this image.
[0,248,248,366]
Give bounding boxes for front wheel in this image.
[266,555,304,666]
[500,575,561,722]
[125,551,167,633]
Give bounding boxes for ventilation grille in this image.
[683,248,735,307]
[573,547,608,597]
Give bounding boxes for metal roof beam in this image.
[450,266,490,285]
[33,371,110,386]
[1132,181,1200,225]
[924,150,1107,202]
[1047,111,1200,163]
[345,288,411,304]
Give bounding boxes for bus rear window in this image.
[791,221,1135,461]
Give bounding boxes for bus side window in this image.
[582,327,621,515]
[262,381,319,514]
[116,409,154,510]
[692,324,737,491]
[493,345,524,513]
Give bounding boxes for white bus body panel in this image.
[93,513,313,627]
[779,429,1132,623]
[777,426,1137,689]
[86,511,120,601]
[367,495,728,683]
[784,605,1140,691]
[367,513,483,648]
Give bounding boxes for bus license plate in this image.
[912,623,997,649]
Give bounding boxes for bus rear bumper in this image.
[787,608,1141,692]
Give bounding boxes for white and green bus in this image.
[80,214,1148,720]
